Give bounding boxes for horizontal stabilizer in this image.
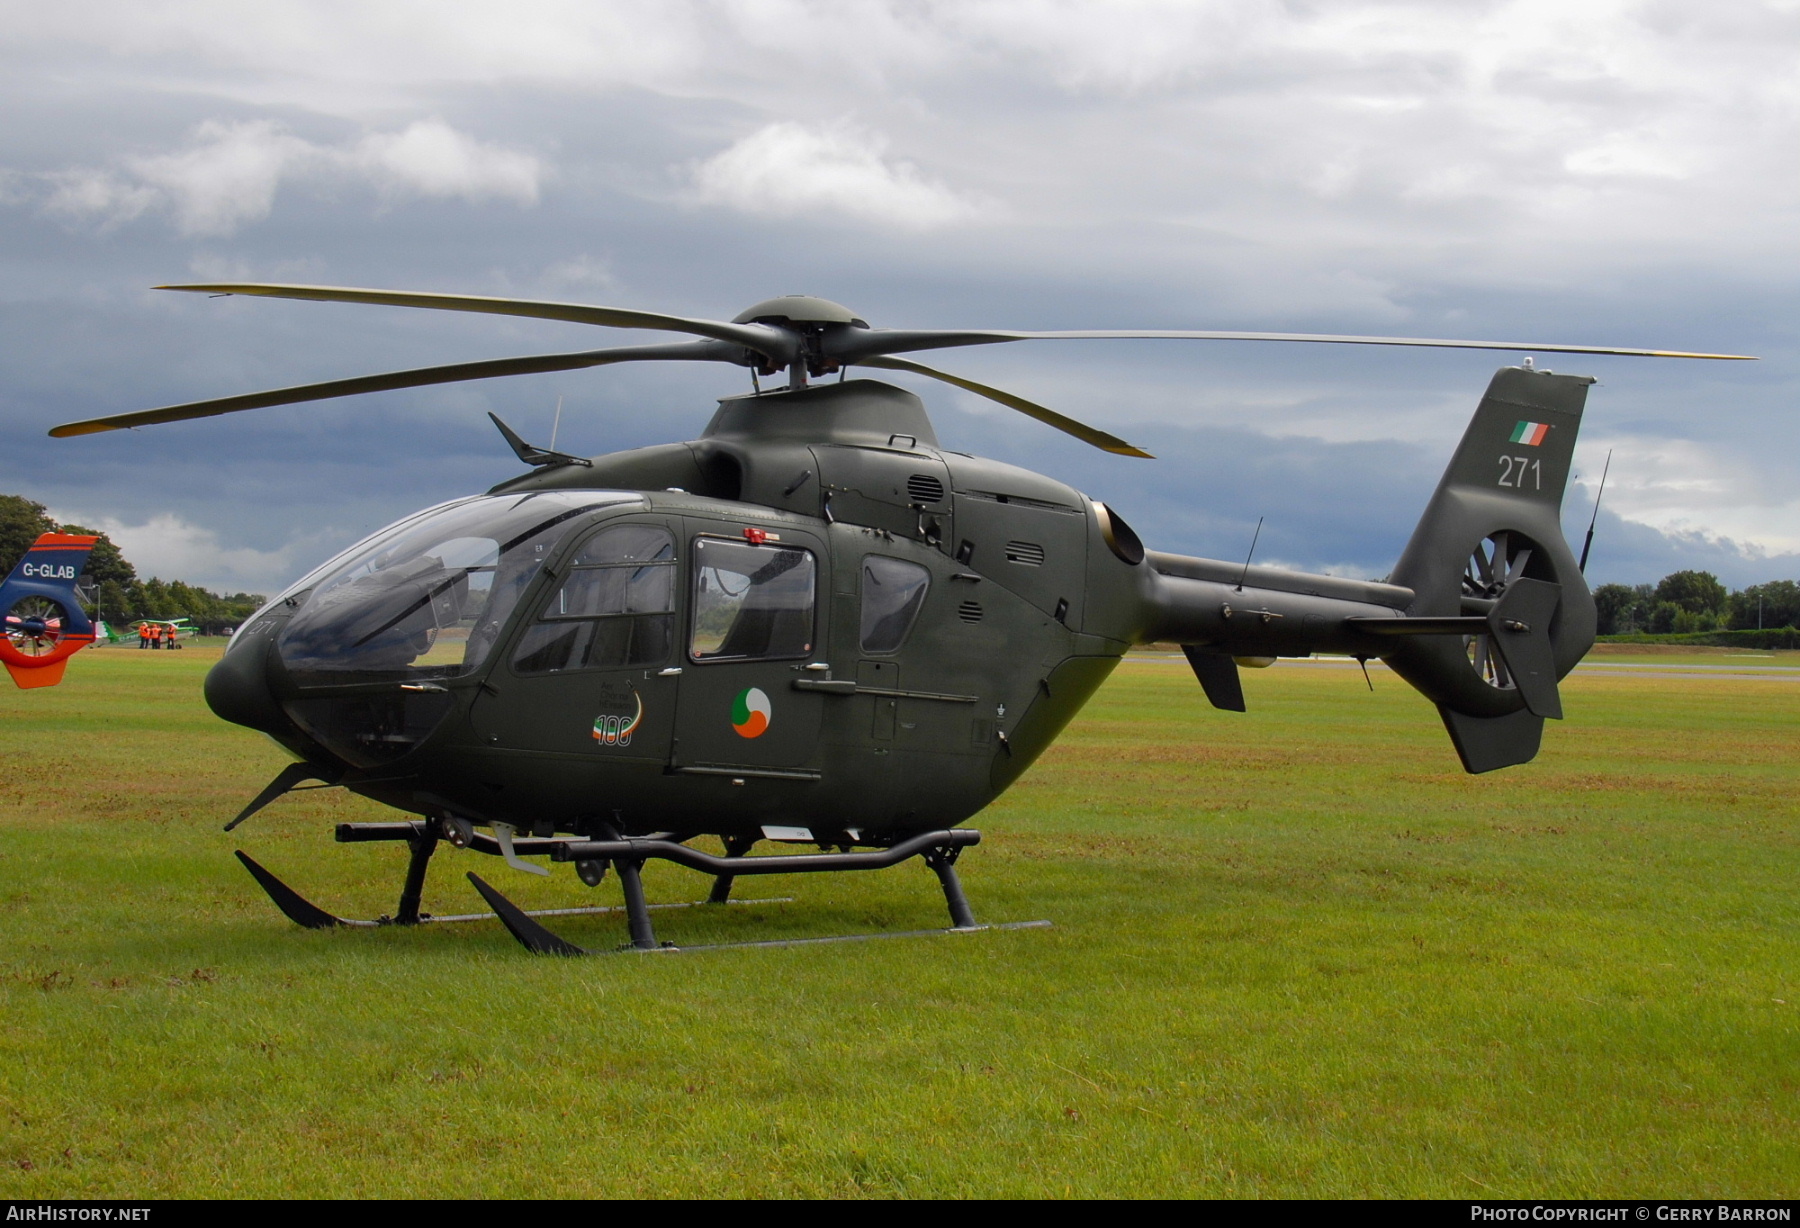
[1346,616,1486,637]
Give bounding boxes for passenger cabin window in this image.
[690,537,815,661]
[860,556,930,653]
[512,524,676,673]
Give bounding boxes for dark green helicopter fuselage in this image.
[205,371,1593,841]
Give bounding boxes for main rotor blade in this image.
[158,283,799,365]
[830,328,1757,364]
[856,355,1153,459]
[49,341,739,437]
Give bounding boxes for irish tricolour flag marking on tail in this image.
[1510,421,1551,446]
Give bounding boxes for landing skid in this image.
[234,820,1046,953]
[469,871,1050,955]
[470,828,1047,955]
[235,850,790,930]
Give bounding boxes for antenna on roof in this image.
[1236,517,1264,592]
[1578,448,1612,573]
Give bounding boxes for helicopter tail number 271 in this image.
[46,286,1747,952]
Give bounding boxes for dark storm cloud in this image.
[2,2,1796,592]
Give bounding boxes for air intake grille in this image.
[957,600,984,624]
[1004,540,1046,566]
[907,474,946,504]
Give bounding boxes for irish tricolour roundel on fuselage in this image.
[732,687,771,739]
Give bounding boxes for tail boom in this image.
[1137,365,1598,774]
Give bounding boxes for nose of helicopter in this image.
[203,634,289,737]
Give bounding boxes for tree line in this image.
[1,494,265,634]
[1593,571,1800,636]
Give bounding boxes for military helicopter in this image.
[49,284,1751,955]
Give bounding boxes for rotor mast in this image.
[728,294,867,391]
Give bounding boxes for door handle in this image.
[792,678,857,696]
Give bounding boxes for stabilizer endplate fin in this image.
[5,659,68,689]
[1437,706,1544,774]
[1181,646,1246,712]
[1487,578,1564,720]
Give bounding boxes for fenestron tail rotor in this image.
[3,596,67,657]
[48,282,1756,452]
[1462,530,1537,692]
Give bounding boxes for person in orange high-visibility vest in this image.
[150,623,162,649]
[137,623,150,649]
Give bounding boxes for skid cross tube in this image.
[550,828,980,874]
[393,827,439,925]
[706,834,758,905]
[467,829,985,955]
[925,847,977,929]
[335,820,565,859]
[614,858,658,950]
[544,829,981,952]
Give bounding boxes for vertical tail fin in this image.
[0,533,100,689]
[1382,366,1599,772]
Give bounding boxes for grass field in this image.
[2,647,1796,1198]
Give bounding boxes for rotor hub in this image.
[731,295,867,330]
[732,296,869,385]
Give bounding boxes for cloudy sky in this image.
[2,0,1797,594]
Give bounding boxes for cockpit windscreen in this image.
[275,492,637,684]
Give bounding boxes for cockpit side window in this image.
[859,556,930,653]
[512,524,677,674]
[690,537,815,662]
